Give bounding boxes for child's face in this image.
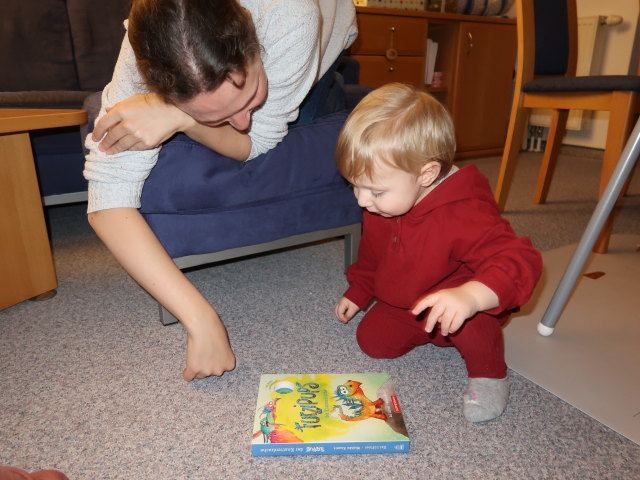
[351,160,434,217]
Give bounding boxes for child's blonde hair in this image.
[336,83,456,182]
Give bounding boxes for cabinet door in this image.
[352,55,425,88]
[451,23,516,153]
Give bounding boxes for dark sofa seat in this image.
[141,112,361,259]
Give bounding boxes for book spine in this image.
[252,441,410,456]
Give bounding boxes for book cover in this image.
[251,373,410,456]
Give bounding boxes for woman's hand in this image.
[335,296,360,324]
[87,208,235,382]
[92,93,196,154]
[183,314,236,381]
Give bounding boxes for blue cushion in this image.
[139,111,362,258]
[31,127,87,196]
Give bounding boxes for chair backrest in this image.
[533,0,577,76]
[514,0,578,86]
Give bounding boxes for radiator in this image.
[528,15,619,131]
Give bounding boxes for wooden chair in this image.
[494,0,640,253]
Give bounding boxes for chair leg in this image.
[159,304,179,326]
[593,92,637,253]
[495,103,530,211]
[534,109,569,204]
[343,223,362,268]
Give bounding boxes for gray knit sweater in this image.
[84,0,357,213]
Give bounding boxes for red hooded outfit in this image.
[343,165,542,378]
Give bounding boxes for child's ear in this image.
[418,161,442,187]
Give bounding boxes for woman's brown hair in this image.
[128,0,261,103]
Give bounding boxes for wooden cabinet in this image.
[350,13,428,87]
[350,7,517,158]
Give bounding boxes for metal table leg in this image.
[538,117,640,336]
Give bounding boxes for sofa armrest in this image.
[0,91,95,109]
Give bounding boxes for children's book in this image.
[251,373,410,456]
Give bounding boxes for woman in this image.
[84,0,357,381]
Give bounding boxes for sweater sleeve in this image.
[451,209,543,315]
[83,25,159,213]
[245,2,322,159]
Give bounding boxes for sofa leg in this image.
[155,222,363,324]
[159,304,179,326]
[344,224,361,268]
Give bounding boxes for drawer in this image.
[351,14,428,56]
[352,55,425,89]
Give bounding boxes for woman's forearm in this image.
[87,207,213,327]
[92,93,251,161]
[88,207,236,379]
[184,122,252,161]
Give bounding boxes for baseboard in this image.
[559,145,604,159]
[42,191,88,206]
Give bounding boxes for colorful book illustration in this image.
[251,373,410,456]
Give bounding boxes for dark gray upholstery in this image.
[533,0,570,75]
[0,0,130,104]
[526,0,640,94]
[524,75,640,92]
[0,0,130,199]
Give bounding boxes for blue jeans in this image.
[291,54,346,126]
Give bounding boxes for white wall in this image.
[503,0,639,149]
[566,0,639,149]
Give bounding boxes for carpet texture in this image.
[1,151,639,479]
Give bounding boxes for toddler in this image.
[334,83,542,422]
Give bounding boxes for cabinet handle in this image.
[466,31,474,55]
[388,66,395,72]
[387,26,397,60]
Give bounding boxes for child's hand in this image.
[335,296,360,323]
[182,315,236,381]
[411,281,499,336]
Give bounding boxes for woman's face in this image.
[176,56,268,132]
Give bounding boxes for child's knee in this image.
[355,326,404,359]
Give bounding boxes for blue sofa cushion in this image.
[139,111,362,258]
[31,127,88,197]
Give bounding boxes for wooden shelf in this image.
[426,86,447,93]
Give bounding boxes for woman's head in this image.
[336,83,456,183]
[128,0,264,127]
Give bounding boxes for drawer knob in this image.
[388,66,395,72]
[385,48,398,61]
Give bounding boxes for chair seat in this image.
[523,75,640,93]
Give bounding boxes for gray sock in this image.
[463,376,510,423]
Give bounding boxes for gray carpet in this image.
[1,151,639,479]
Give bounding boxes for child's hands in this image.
[411,281,499,336]
[182,315,236,381]
[335,296,360,324]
